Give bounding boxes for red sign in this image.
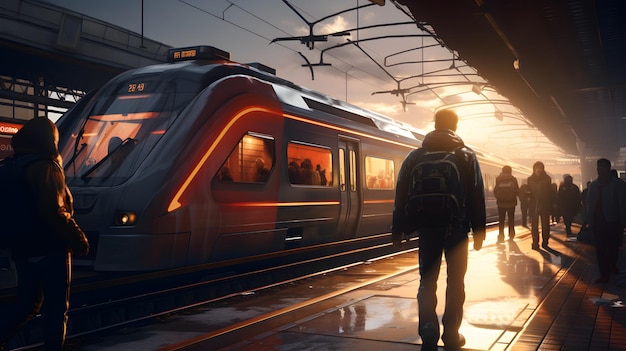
[0,122,23,136]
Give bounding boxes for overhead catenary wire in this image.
[177,0,395,92]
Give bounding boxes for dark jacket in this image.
[557,182,582,217]
[527,171,553,214]
[10,117,89,259]
[494,172,519,208]
[392,129,486,241]
[586,176,626,226]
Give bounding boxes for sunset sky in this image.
[41,0,576,174]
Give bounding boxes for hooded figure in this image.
[0,117,89,351]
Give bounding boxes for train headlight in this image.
[114,211,137,226]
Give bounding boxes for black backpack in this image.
[0,154,44,248]
[495,178,516,203]
[406,148,465,228]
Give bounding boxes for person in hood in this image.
[391,109,486,351]
[527,161,553,250]
[494,165,519,242]
[0,117,89,351]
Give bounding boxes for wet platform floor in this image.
[199,224,626,351]
[9,223,626,351]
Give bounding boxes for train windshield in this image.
[60,74,201,186]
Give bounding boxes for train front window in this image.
[60,75,200,185]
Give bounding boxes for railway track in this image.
[5,233,419,351]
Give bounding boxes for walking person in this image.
[518,183,531,228]
[557,174,582,237]
[0,117,89,351]
[391,109,486,351]
[585,158,626,284]
[494,165,519,242]
[527,161,553,249]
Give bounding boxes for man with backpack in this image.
[0,117,89,351]
[494,165,519,242]
[391,109,486,351]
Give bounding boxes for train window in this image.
[349,150,357,192]
[287,141,332,186]
[60,75,202,186]
[365,156,394,189]
[218,133,274,183]
[483,172,496,198]
[339,148,346,191]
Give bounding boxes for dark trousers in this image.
[417,227,468,346]
[562,212,575,236]
[0,250,71,351]
[497,206,516,239]
[594,218,622,278]
[520,202,529,227]
[531,210,551,246]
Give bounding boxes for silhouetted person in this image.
[518,183,531,228]
[288,161,301,184]
[319,168,327,186]
[527,161,552,249]
[300,158,314,185]
[312,162,321,185]
[102,136,136,179]
[367,175,378,188]
[108,136,123,154]
[392,109,485,351]
[255,158,270,182]
[377,170,388,188]
[494,165,519,242]
[0,117,89,351]
[558,174,582,237]
[586,158,626,284]
[219,166,233,181]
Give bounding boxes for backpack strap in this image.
[451,146,470,207]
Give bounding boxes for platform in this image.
[191,224,625,351]
[6,223,626,351]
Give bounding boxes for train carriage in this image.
[56,46,530,271]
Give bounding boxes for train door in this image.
[337,137,362,237]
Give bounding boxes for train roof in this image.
[114,46,530,173]
[111,46,420,143]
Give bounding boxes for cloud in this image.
[292,15,352,37]
[353,100,434,130]
[320,16,351,34]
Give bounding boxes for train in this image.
[55,45,532,271]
